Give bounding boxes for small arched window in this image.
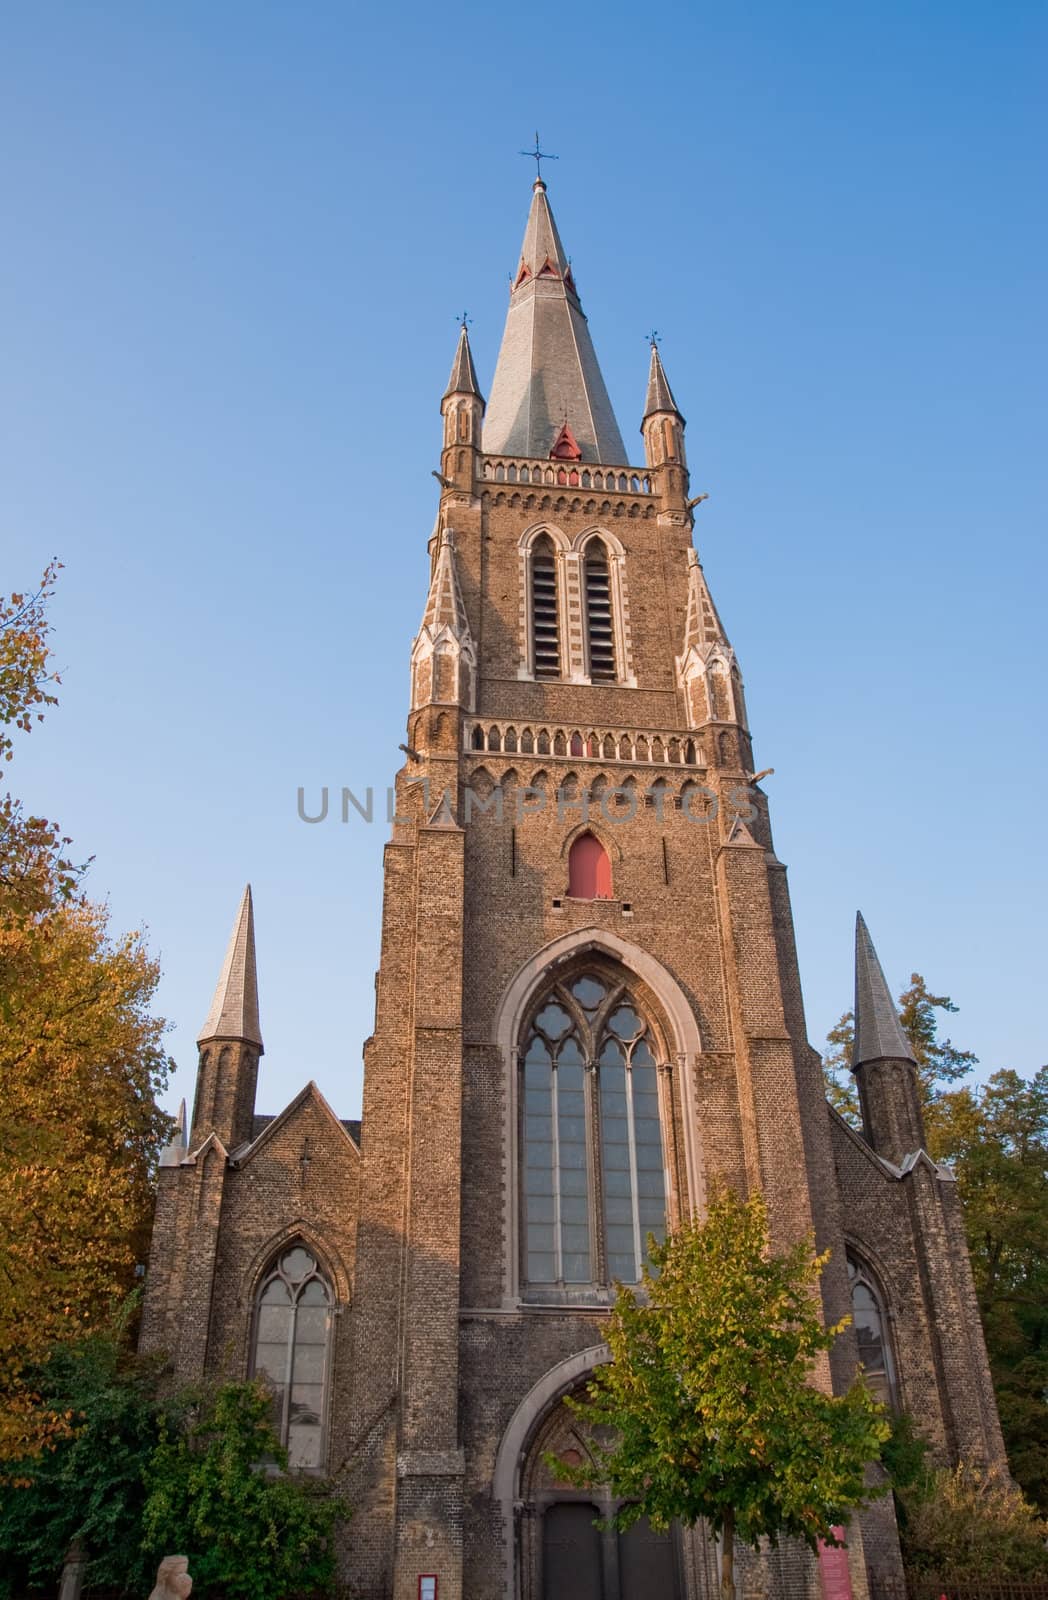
[520,970,667,1288]
[251,1244,333,1469]
[568,832,613,900]
[583,541,616,681]
[531,535,561,678]
[847,1253,897,1408]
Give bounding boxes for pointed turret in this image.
[411,530,476,713]
[159,1098,188,1167]
[198,884,263,1050]
[643,342,684,425]
[853,913,916,1070]
[482,179,627,464]
[676,551,747,736]
[441,323,485,486]
[850,912,925,1163]
[190,886,263,1150]
[681,549,729,656]
[443,323,483,402]
[641,341,687,480]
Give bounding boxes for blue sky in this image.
[3,1,1045,1123]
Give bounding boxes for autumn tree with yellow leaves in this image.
[0,564,172,1462]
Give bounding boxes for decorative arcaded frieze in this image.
[480,456,653,495]
[464,721,707,767]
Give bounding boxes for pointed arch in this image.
[581,536,616,681]
[845,1247,899,1409]
[248,1235,337,1471]
[495,930,706,1308]
[493,1345,610,1600]
[567,831,613,899]
[530,533,561,677]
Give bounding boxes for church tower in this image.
[141,168,1007,1600]
[345,172,974,1600]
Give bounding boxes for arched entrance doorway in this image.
[517,1389,682,1600]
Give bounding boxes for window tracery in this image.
[521,970,667,1290]
[251,1244,333,1469]
[847,1252,897,1407]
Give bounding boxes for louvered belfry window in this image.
[583,541,616,681]
[531,535,561,677]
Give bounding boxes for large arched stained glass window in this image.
[521,970,667,1289]
[847,1252,897,1408]
[251,1245,333,1469]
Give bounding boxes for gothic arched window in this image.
[583,539,616,681]
[530,534,561,678]
[847,1252,897,1408]
[251,1244,333,1469]
[521,971,667,1290]
[567,832,613,900]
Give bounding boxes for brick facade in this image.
[141,180,1007,1599]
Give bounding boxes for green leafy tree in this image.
[928,1068,1048,1510]
[0,564,172,1462]
[0,1340,339,1599]
[0,1321,177,1595]
[821,963,1048,1512]
[142,1381,337,1599]
[550,1189,890,1599]
[822,1011,861,1125]
[0,560,79,921]
[899,1461,1048,1579]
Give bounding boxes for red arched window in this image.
[567,833,613,900]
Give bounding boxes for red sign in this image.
[817,1528,853,1600]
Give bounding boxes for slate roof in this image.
[853,911,916,1068]
[482,179,627,464]
[198,884,264,1050]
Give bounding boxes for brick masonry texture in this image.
[141,220,1007,1598]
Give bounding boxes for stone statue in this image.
[147,1556,192,1600]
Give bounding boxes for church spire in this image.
[198,884,263,1051]
[191,885,263,1151]
[681,549,730,657]
[482,179,627,465]
[850,912,925,1163]
[675,550,747,739]
[443,322,483,402]
[411,530,475,713]
[643,341,684,424]
[440,321,485,486]
[852,912,915,1070]
[641,339,687,477]
[419,530,471,639]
